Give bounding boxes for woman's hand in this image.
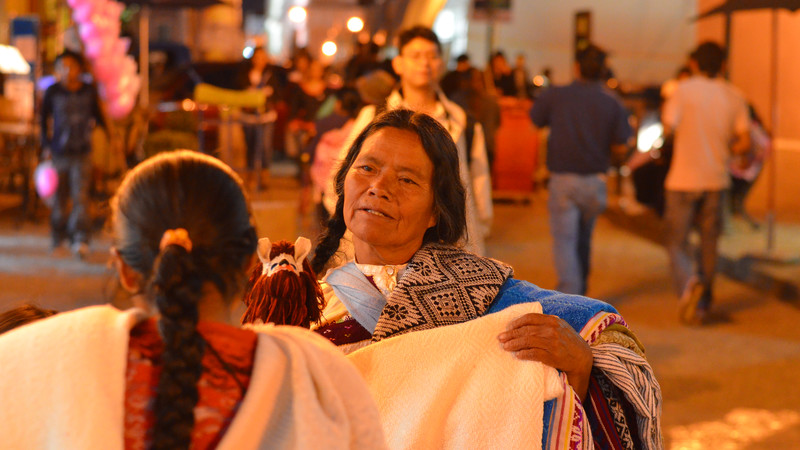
[497,313,594,400]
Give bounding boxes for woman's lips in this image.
[360,208,393,219]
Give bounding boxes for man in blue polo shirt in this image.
[530,44,631,295]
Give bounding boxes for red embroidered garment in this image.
[124,319,257,450]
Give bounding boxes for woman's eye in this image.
[400,177,418,185]
[357,165,374,172]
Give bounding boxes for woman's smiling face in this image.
[343,127,437,265]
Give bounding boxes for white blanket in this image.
[0,305,386,449]
[347,302,563,450]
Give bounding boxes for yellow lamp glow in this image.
[347,17,364,33]
[322,41,337,56]
[288,6,307,23]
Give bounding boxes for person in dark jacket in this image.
[40,50,109,259]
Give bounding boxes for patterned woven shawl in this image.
[372,243,514,341]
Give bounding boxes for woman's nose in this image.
[368,174,393,199]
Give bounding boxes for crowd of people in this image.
[1,20,772,448]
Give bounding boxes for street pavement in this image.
[1,175,799,449]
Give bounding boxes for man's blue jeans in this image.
[51,153,92,246]
[548,173,607,295]
[664,190,723,308]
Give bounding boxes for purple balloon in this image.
[35,161,59,199]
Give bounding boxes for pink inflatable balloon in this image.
[69,0,100,15]
[122,55,137,74]
[85,37,113,60]
[107,74,141,102]
[108,93,135,119]
[92,11,121,37]
[104,72,130,99]
[93,65,111,84]
[93,56,121,84]
[115,37,131,55]
[78,22,102,43]
[71,3,95,23]
[128,75,141,96]
[104,1,125,20]
[34,161,59,199]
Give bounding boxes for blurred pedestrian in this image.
[487,51,515,97]
[237,46,286,189]
[40,50,110,259]
[309,88,363,217]
[662,42,751,325]
[729,105,770,229]
[450,67,500,167]
[512,53,533,99]
[530,44,631,295]
[440,53,472,99]
[344,42,381,87]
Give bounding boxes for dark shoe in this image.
[679,276,704,325]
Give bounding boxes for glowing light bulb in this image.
[288,6,307,23]
[347,17,364,33]
[322,41,337,56]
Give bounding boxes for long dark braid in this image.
[112,151,257,449]
[311,197,347,275]
[149,244,204,449]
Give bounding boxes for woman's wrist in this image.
[566,346,593,401]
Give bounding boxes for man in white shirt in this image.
[662,42,751,325]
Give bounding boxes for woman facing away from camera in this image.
[311,109,663,449]
[0,150,385,449]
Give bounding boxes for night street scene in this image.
[1,0,799,448]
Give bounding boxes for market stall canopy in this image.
[695,0,800,19]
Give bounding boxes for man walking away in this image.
[530,44,631,295]
[662,42,750,325]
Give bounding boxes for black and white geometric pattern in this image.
[372,244,514,341]
[595,371,637,449]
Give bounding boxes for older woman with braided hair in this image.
[312,109,663,449]
[0,151,386,449]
